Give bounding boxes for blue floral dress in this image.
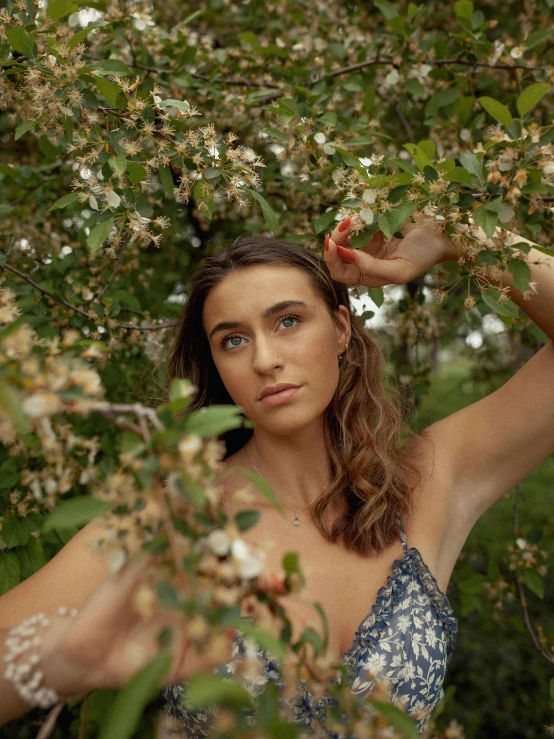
[163,517,458,736]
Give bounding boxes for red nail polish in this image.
[337,244,357,262]
[324,234,329,251]
[338,216,352,232]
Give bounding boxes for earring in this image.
[338,342,348,367]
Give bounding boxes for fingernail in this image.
[337,244,357,262]
[324,234,329,251]
[338,216,352,233]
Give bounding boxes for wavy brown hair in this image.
[160,236,425,557]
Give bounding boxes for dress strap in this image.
[397,514,409,555]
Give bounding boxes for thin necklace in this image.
[245,448,324,527]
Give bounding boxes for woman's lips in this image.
[259,386,302,406]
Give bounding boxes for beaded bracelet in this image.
[3,606,79,709]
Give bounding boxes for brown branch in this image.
[92,402,165,433]
[3,263,177,332]
[154,482,189,593]
[3,263,96,321]
[375,87,415,143]
[111,319,178,331]
[512,483,554,667]
[95,241,127,302]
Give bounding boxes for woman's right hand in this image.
[37,558,229,699]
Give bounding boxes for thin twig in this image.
[35,700,65,739]
[3,263,177,331]
[93,402,165,433]
[375,87,414,142]
[95,241,127,302]
[3,264,95,321]
[77,695,89,739]
[512,483,554,667]
[154,482,189,592]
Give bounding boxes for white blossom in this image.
[314,132,326,144]
[207,530,231,556]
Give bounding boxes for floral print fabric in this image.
[163,517,458,736]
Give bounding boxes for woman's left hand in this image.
[323,216,458,288]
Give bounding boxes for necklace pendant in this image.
[293,515,300,527]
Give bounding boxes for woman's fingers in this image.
[329,216,352,247]
[325,236,362,285]
[325,235,414,288]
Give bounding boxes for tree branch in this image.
[512,483,554,667]
[3,263,178,332]
[94,241,127,302]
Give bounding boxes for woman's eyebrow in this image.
[208,300,310,340]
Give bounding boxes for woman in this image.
[0,217,553,736]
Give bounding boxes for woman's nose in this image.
[251,338,283,372]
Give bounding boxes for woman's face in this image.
[202,265,350,436]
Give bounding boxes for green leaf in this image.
[185,673,252,710]
[378,202,416,240]
[481,287,519,318]
[99,651,172,739]
[263,127,290,141]
[1,516,36,549]
[15,119,36,141]
[478,97,513,128]
[169,378,194,403]
[92,59,132,76]
[370,700,420,739]
[550,677,554,702]
[283,552,300,574]
[443,167,472,184]
[238,620,285,661]
[7,27,37,57]
[87,217,115,254]
[472,205,498,238]
[157,99,191,113]
[523,569,544,599]
[16,537,47,578]
[459,152,483,184]
[93,76,125,108]
[46,0,79,20]
[126,161,147,184]
[417,139,436,159]
[508,259,531,293]
[403,143,432,171]
[525,29,551,50]
[313,210,337,235]
[235,509,261,532]
[48,191,81,212]
[0,381,31,436]
[367,286,385,308]
[68,20,108,50]
[108,156,127,175]
[374,0,400,20]
[204,167,220,180]
[0,553,20,593]
[185,405,245,437]
[237,468,284,514]
[454,0,473,18]
[516,83,550,117]
[42,496,113,533]
[159,164,174,197]
[248,189,280,233]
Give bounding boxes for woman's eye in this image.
[223,336,242,349]
[280,316,300,328]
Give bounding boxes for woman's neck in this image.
[227,428,333,509]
